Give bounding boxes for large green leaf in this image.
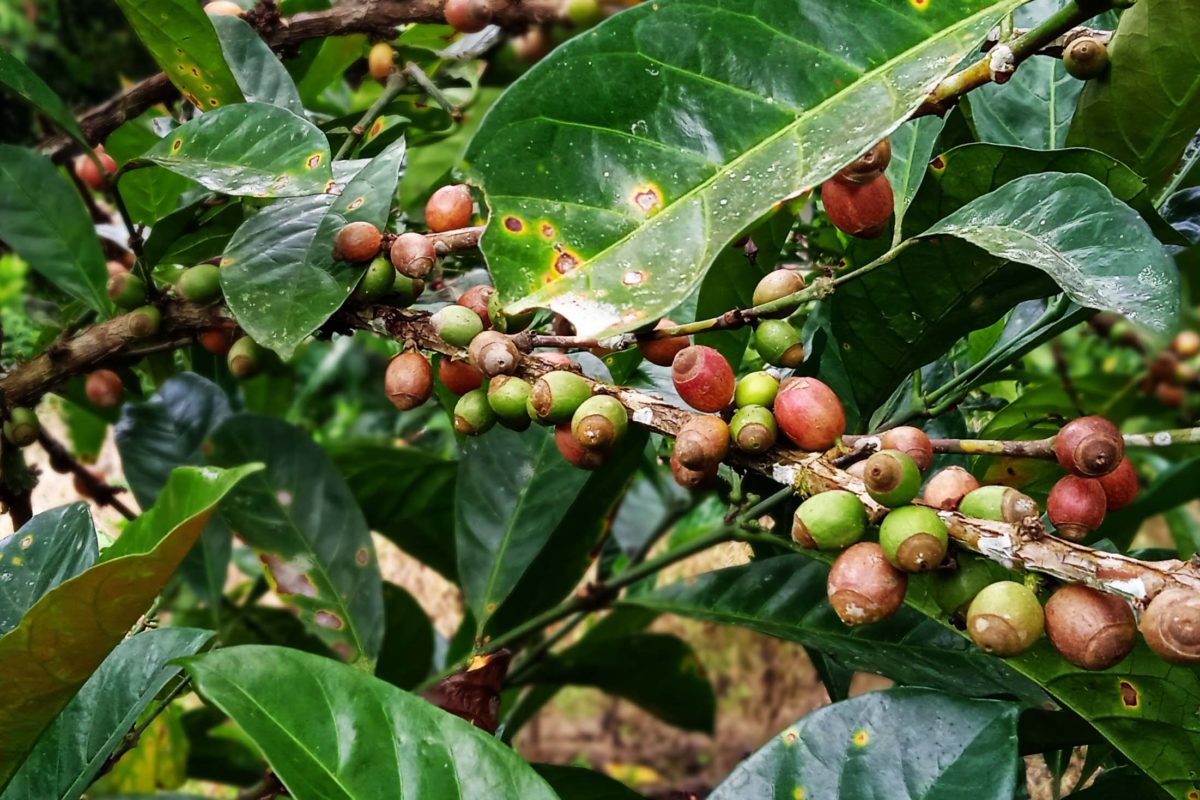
[375,582,435,691]
[114,0,242,110]
[221,137,405,358]
[0,145,111,313]
[0,50,87,147]
[1068,0,1200,198]
[2,627,212,800]
[466,0,1023,339]
[206,414,385,664]
[0,465,257,788]
[137,103,331,198]
[0,504,97,635]
[708,689,1020,799]
[971,57,1081,150]
[182,646,559,798]
[212,15,304,116]
[886,115,947,240]
[533,765,647,800]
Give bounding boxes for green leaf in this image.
[137,103,331,198]
[221,137,405,357]
[114,0,242,110]
[2,627,212,800]
[0,465,257,788]
[466,0,1023,339]
[708,688,1020,799]
[181,645,559,798]
[206,414,385,664]
[971,57,1080,150]
[886,115,947,239]
[0,145,111,313]
[0,50,87,147]
[375,582,435,691]
[533,764,647,799]
[1068,0,1200,198]
[212,15,305,116]
[0,504,97,635]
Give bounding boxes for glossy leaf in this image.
[114,0,242,110]
[971,57,1080,150]
[467,0,1023,338]
[886,115,946,239]
[0,504,97,635]
[0,50,86,147]
[375,582,435,691]
[182,646,559,798]
[206,414,385,664]
[2,627,212,800]
[0,465,257,788]
[137,103,331,198]
[708,689,1020,800]
[533,765,647,799]
[0,145,111,313]
[212,15,304,116]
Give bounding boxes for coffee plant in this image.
[1,0,1199,796]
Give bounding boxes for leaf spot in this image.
[503,215,525,233]
[553,246,581,275]
[355,547,370,566]
[793,789,806,800]
[332,641,355,661]
[540,222,555,239]
[19,535,32,549]
[929,155,946,172]
[909,0,928,9]
[208,98,219,107]
[1119,679,1139,708]
[260,553,318,598]
[276,489,293,506]
[629,183,664,214]
[9,556,21,566]
[315,611,345,630]
[780,727,799,746]
[852,729,869,747]
[346,196,366,211]
[306,153,324,170]
[622,270,645,286]
[171,138,184,153]
[368,117,386,138]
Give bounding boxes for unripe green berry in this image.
[128,305,162,338]
[178,264,222,303]
[930,552,1012,619]
[863,449,921,507]
[966,581,1045,657]
[4,407,40,448]
[735,371,779,408]
[353,257,395,303]
[791,490,867,550]
[754,320,804,368]
[228,336,267,380]
[530,370,592,423]
[433,304,485,348]
[572,395,628,450]
[487,376,533,430]
[392,273,424,307]
[1063,37,1109,80]
[454,388,496,435]
[729,405,777,453]
[565,0,602,28]
[107,271,146,310]
[879,505,949,573]
[959,485,1039,523]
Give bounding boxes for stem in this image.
[39,431,138,520]
[403,62,462,121]
[506,611,589,685]
[334,70,408,161]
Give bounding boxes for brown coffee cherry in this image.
[671,345,735,413]
[959,485,1039,523]
[444,0,492,33]
[1047,475,1106,541]
[74,146,117,191]
[792,490,867,550]
[735,371,778,408]
[863,450,922,508]
[1044,584,1136,670]
[85,369,124,408]
[1097,457,1138,510]
[1055,416,1123,477]
[454,388,496,435]
[3,408,40,448]
[556,423,607,470]
[390,232,437,279]
[879,505,949,572]
[638,319,690,367]
[530,370,591,423]
[669,451,717,490]
[674,415,731,471]
[467,331,520,377]
[204,0,244,15]
[458,285,495,329]
[333,221,382,262]
[845,459,867,479]
[532,351,574,369]
[754,320,804,368]
[107,271,146,310]
[368,42,394,82]
[827,542,907,626]
[228,336,267,380]
[834,139,892,185]
[922,466,980,510]
[385,350,433,410]
[199,326,236,356]
[1063,37,1109,80]
[879,426,933,472]
[729,405,777,453]
[439,357,484,395]
[425,184,474,232]
[821,173,893,239]
[1149,350,1180,384]
[572,395,627,450]
[966,581,1044,657]
[751,270,805,313]
[774,376,845,451]
[1155,381,1185,408]
[1172,330,1200,359]
[1140,588,1200,665]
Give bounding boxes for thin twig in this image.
[38,430,138,520]
[334,70,408,161]
[403,62,462,121]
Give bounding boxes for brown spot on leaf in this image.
[622,270,645,286]
[306,153,324,170]
[171,138,184,153]
[630,183,664,213]
[368,118,385,138]
[191,67,200,76]
[356,548,370,566]
[1119,680,1139,708]
[332,641,355,661]
[315,611,344,630]
[540,222,555,239]
[553,246,581,275]
[259,553,318,598]
[930,155,946,172]
[852,729,869,747]
[346,196,365,211]
[504,216,524,233]
[208,98,219,107]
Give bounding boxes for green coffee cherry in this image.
[730,405,777,453]
[454,388,496,435]
[107,271,146,310]
[178,264,222,304]
[565,0,602,27]
[128,305,162,338]
[735,371,779,408]
[530,370,592,423]
[3,407,40,448]
[353,257,396,303]
[486,289,534,334]
[1063,37,1109,81]
[879,505,949,572]
[791,490,867,550]
[433,305,485,348]
[392,273,424,307]
[228,336,267,380]
[571,395,628,450]
[753,320,804,368]
[863,449,921,507]
[959,485,1039,523]
[930,553,1013,619]
[966,581,1045,657]
[487,376,533,430]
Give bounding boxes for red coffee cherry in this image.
[555,422,607,470]
[674,415,731,471]
[1097,457,1138,510]
[199,326,236,356]
[638,319,690,367]
[438,357,484,395]
[922,466,979,511]
[74,146,117,191]
[671,345,735,413]
[385,350,433,410]
[85,369,124,408]
[444,0,492,32]
[1054,416,1123,477]
[333,221,382,263]
[774,377,845,451]
[827,542,907,626]
[425,184,474,232]
[1047,475,1107,541]
[458,285,495,329]
[1044,584,1136,671]
[390,232,437,278]
[821,173,893,239]
[879,426,933,472]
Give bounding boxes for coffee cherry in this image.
[178,264,223,304]
[1047,475,1106,541]
[1055,416,1123,477]
[959,485,1039,523]
[74,147,117,191]
[565,0,602,27]
[107,271,145,310]
[821,173,893,239]
[199,326,236,356]
[530,370,591,423]
[827,542,907,626]
[1155,381,1185,408]
[730,405,777,453]
[352,258,395,303]
[879,505,948,572]
[228,337,268,380]
[444,0,492,33]
[3,407,40,448]
[930,552,1008,619]
[85,369,124,408]
[672,345,735,413]
[1044,584,1135,670]
[556,423,607,470]
[392,274,425,307]
[532,351,574,369]
[670,451,717,490]
[754,320,804,368]
[433,305,485,348]
[966,581,1044,657]
[128,305,162,338]
[457,285,494,329]
[735,371,778,409]
[1063,37,1109,80]
[774,377,845,451]
[1097,457,1138,510]
[467,331,520,377]
[1149,350,1179,383]
[674,415,730,470]
[1172,330,1200,359]
[922,466,980,510]
[426,184,474,232]
[879,426,933,472]
[390,232,437,279]
[791,490,867,550]
[106,259,130,277]
[333,221,382,263]
[1140,588,1200,665]
[385,350,432,410]
[863,450,921,508]
[638,319,690,367]
[572,395,628,450]
[367,42,394,82]
[845,459,867,479]
[834,138,893,185]
[454,388,496,435]
[751,270,805,313]
[204,0,243,14]
[487,375,533,430]
[438,357,484,395]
